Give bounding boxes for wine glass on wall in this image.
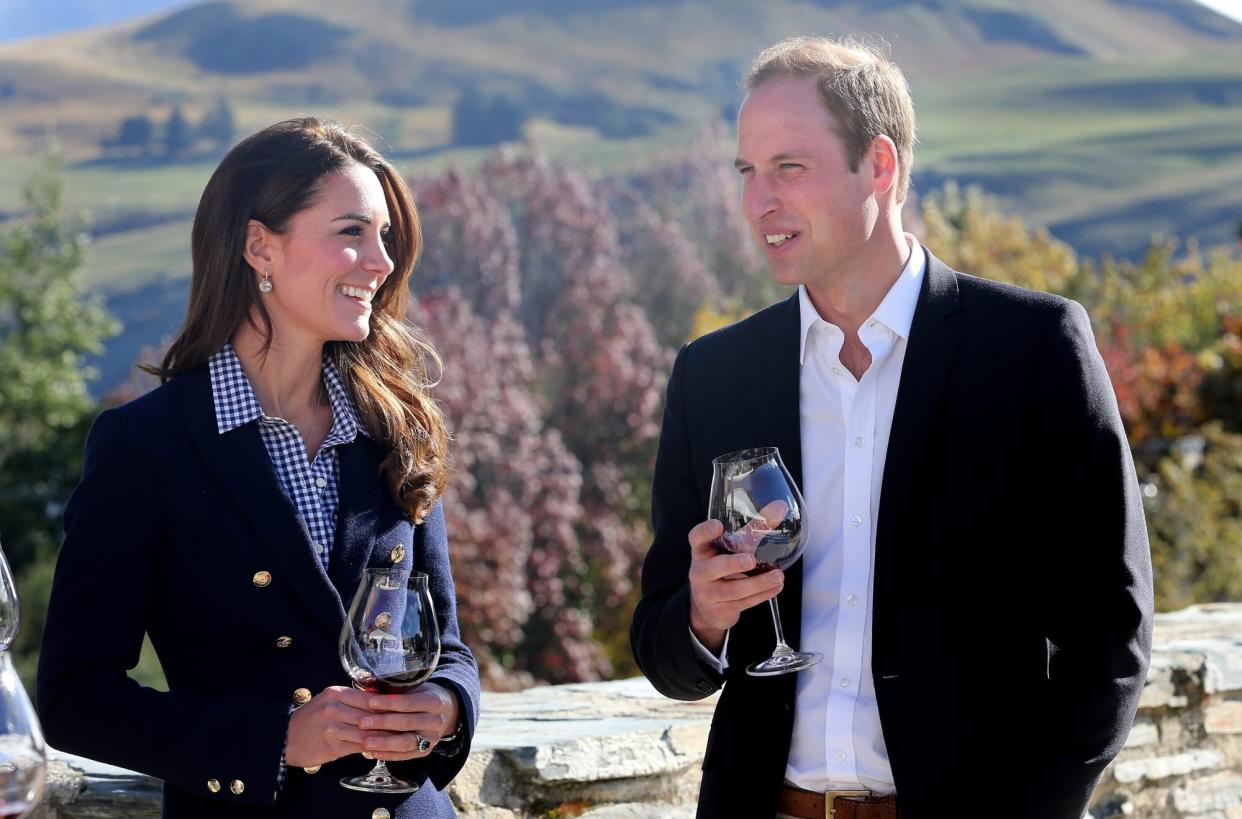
[0,653,45,818]
[708,447,822,676]
[0,542,19,652]
[338,569,441,793]
[0,540,46,818]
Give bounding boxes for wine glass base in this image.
[746,650,823,677]
[340,774,419,794]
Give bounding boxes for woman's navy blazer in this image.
[37,365,481,818]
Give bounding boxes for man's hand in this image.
[687,513,785,655]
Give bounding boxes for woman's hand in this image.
[357,680,462,761]
[284,686,374,768]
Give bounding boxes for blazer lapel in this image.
[328,437,396,607]
[177,369,349,636]
[873,252,964,662]
[754,293,807,649]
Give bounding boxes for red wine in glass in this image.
[708,447,822,676]
[350,665,435,695]
[712,525,801,576]
[338,569,441,793]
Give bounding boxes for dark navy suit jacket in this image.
[38,366,481,818]
[631,252,1154,819]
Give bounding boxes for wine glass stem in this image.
[766,597,796,656]
[372,759,392,779]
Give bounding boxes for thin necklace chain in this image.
[267,378,328,456]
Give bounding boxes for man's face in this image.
[735,75,878,289]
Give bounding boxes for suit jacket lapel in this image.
[177,369,349,637]
[754,293,806,648]
[873,252,964,663]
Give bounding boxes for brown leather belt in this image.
[778,785,901,819]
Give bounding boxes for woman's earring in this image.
[259,269,273,293]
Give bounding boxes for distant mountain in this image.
[0,0,193,42]
[9,0,1238,44]
[0,0,1239,255]
[2,0,1240,395]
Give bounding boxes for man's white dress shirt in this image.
[692,235,925,795]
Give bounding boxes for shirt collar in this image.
[798,234,926,364]
[321,353,364,445]
[208,342,365,442]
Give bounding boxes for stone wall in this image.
[33,604,1242,818]
[1093,604,1242,819]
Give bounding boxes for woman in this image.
[37,118,480,818]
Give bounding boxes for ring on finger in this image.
[415,734,432,753]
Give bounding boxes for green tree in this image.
[451,92,527,147]
[0,160,118,682]
[1144,424,1242,610]
[198,95,235,149]
[113,114,155,154]
[164,104,193,157]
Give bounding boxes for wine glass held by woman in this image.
[36,119,480,819]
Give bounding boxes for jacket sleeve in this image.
[37,408,292,807]
[1021,299,1155,817]
[388,499,481,789]
[630,345,727,701]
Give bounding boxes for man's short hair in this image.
[743,36,916,202]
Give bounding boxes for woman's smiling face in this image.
[261,162,395,346]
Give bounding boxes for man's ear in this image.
[242,219,279,276]
[869,135,899,197]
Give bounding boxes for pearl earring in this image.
[259,269,273,293]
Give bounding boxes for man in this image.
[630,36,1153,819]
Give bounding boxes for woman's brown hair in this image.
[149,117,448,522]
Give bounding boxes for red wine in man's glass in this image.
[708,447,823,676]
[338,569,441,793]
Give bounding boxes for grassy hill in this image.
[0,0,1240,390]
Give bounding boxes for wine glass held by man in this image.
[36,118,480,819]
[707,447,820,676]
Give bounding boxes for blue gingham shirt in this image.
[209,343,366,569]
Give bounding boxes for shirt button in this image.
[854,435,865,447]
[835,751,847,763]
[840,677,851,689]
[315,477,327,489]
[832,366,842,376]
[851,514,863,527]
[314,543,325,555]
[847,593,859,607]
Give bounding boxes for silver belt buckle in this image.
[825,790,871,818]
